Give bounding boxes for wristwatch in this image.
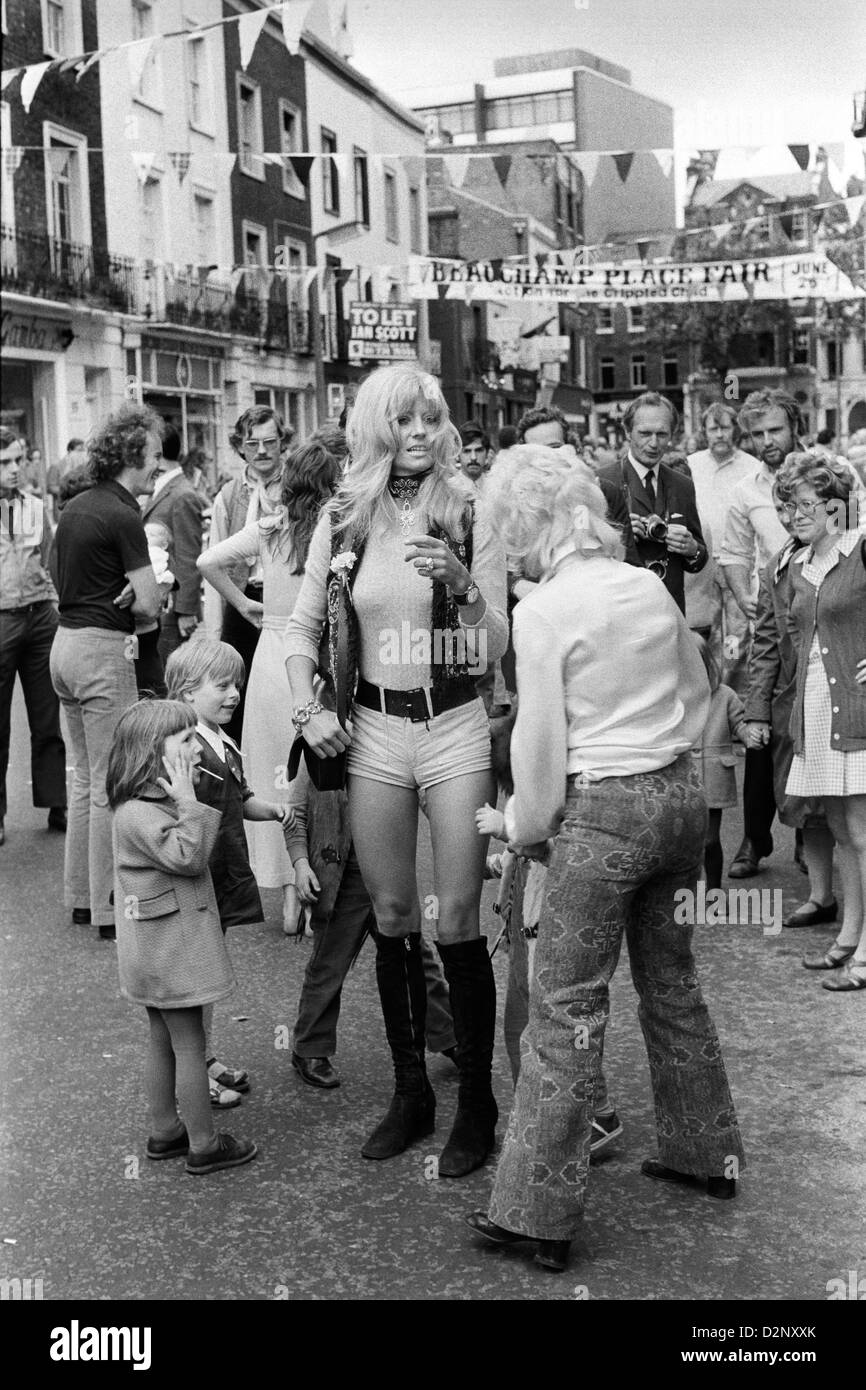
[452,580,480,606]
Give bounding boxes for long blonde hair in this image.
[335,364,472,541]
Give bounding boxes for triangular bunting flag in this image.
[238,7,271,70]
[824,142,845,175]
[334,266,353,290]
[169,152,191,184]
[126,36,157,93]
[535,253,548,271]
[75,49,104,82]
[788,144,810,171]
[217,152,237,175]
[492,154,512,189]
[489,258,503,279]
[573,152,600,186]
[612,152,634,184]
[329,152,351,185]
[635,239,652,264]
[20,61,52,113]
[302,266,318,296]
[289,155,314,186]
[131,152,156,185]
[654,150,674,179]
[442,152,470,188]
[743,277,756,303]
[44,147,72,177]
[280,0,310,56]
[58,54,87,74]
[1,68,22,93]
[436,283,450,302]
[778,212,795,240]
[846,195,865,227]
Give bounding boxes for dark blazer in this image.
[193,733,263,929]
[597,456,707,613]
[142,473,206,618]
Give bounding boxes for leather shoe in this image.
[641,1157,736,1199]
[291,1053,340,1089]
[466,1212,571,1272]
[47,807,67,832]
[72,908,91,925]
[728,836,772,878]
[782,898,838,930]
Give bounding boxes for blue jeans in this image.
[489,753,744,1241]
[293,851,456,1057]
[50,626,138,926]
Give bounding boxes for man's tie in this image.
[644,468,656,509]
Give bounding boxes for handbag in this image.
[286,733,347,792]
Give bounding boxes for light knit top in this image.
[503,554,711,846]
[285,493,508,690]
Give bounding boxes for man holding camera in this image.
[597,392,707,614]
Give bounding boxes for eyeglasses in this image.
[242,438,281,455]
[778,497,825,518]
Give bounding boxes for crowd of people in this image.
[1,367,864,1274]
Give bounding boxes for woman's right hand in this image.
[243,599,264,630]
[301,709,352,758]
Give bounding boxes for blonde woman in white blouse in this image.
[466,445,745,1274]
[286,364,508,1178]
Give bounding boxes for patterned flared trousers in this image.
[488,753,745,1241]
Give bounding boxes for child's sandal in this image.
[209,1079,242,1108]
[207,1059,250,1093]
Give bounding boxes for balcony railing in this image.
[1,224,136,311]
[1,226,314,355]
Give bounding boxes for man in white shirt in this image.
[720,389,804,878]
[688,402,757,694]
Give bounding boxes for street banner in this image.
[408,253,864,304]
[348,302,418,361]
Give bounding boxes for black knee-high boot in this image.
[361,933,436,1161]
[435,937,498,1178]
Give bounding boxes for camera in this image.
[645,513,668,542]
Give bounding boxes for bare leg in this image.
[802,823,836,906]
[348,776,420,936]
[425,769,495,943]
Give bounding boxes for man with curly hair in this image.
[49,404,163,939]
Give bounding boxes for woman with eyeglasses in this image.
[201,407,294,745]
[777,451,866,991]
[286,363,508,1177]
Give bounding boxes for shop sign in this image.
[348,303,418,362]
[1,312,74,353]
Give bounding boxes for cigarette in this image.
[198,767,224,782]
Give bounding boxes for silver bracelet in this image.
[291,699,323,734]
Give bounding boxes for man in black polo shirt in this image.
[50,404,162,939]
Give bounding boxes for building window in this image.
[278,101,305,199]
[43,122,90,249]
[242,220,267,268]
[131,0,162,107]
[485,90,572,131]
[599,356,615,392]
[630,354,647,389]
[384,169,399,243]
[1,103,14,238]
[595,305,613,334]
[186,35,209,130]
[140,176,163,262]
[627,306,644,332]
[409,185,423,254]
[253,386,307,439]
[662,355,679,387]
[353,149,369,227]
[790,210,809,243]
[237,75,264,179]
[41,0,81,57]
[193,191,215,268]
[825,340,838,380]
[321,128,339,215]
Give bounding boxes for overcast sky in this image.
[349,0,865,185]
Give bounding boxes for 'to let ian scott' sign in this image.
[348,303,418,361]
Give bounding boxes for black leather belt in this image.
[354,677,476,723]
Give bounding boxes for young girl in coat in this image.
[693,635,748,888]
[165,639,297,1108]
[107,700,257,1175]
